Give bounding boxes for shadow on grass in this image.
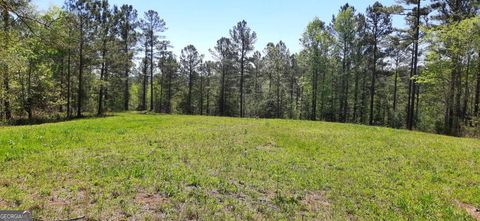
[2,113,116,126]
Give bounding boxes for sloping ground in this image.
[0,113,479,220]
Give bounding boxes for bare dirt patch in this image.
[456,200,480,221]
[302,191,330,212]
[0,199,8,208]
[47,188,88,207]
[132,191,169,220]
[34,188,89,221]
[0,179,11,188]
[134,191,169,211]
[255,140,281,152]
[299,191,334,220]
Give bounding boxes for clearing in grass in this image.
[0,113,479,220]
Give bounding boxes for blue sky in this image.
[33,0,399,58]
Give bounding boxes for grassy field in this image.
[0,113,479,220]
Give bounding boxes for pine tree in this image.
[366,2,393,125]
[180,45,203,115]
[116,4,137,111]
[230,20,256,117]
[141,10,166,111]
[333,4,356,122]
[211,37,236,116]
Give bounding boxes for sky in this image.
[32,0,400,58]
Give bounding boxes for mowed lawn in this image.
[0,113,479,220]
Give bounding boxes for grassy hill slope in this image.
[0,113,479,220]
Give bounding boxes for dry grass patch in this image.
[456,200,480,221]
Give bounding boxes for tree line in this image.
[0,0,479,136]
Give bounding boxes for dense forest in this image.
[0,0,479,136]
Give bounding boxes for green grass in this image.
[0,113,479,220]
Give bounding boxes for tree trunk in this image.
[344,59,350,122]
[360,67,368,123]
[320,68,326,120]
[445,68,455,135]
[407,0,421,130]
[253,65,259,116]
[446,60,462,136]
[393,57,399,113]
[77,16,84,118]
[150,32,154,111]
[141,41,148,111]
[27,61,32,121]
[158,71,164,113]
[98,40,107,116]
[240,53,245,117]
[454,61,463,135]
[200,75,204,115]
[124,63,129,111]
[187,65,193,114]
[124,22,130,111]
[462,53,471,122]
[311,54,318,120]
[59,58,64,113]
[415,84,420,127]
[353,66,359,122]
[407,45,414,128]
[276,73,281,118]
[3,7,11,121]
[475,51,480,117]
[339,48,346,122]
[290,67,295,119]
[67,48,71,118]
[206,74,210,115]
[369,40,377,125]
[167,68,172,113]
[341,42,350,123]
[219,65,226,116]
